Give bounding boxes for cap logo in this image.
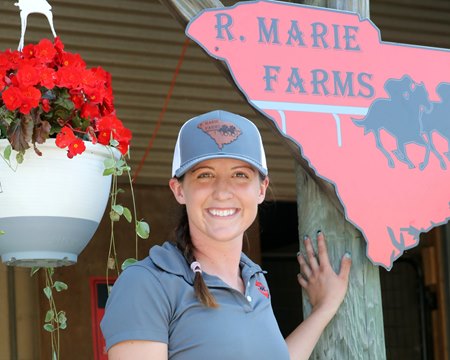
[198,119,242,150]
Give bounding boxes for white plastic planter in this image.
[0,139,113,267]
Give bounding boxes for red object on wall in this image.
[90,277,116,360]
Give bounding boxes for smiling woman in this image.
[100,110,352,360]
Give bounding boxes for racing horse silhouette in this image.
[15,0,57,51]
[421,83,450,169]
[353,75,441,169]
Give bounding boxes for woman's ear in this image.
[169,178,186,205]
[258,176,269,204]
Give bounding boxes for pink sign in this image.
[186,0,450,269]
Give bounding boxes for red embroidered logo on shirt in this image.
[255,281,269,299]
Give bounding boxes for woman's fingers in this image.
[304,235,319,271]
[297,252,312,283]
[316,231,331,268]
[339,252,352,281]
[298,231,351,282]
[296,231,352,311]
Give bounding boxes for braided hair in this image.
[174,206,218,308]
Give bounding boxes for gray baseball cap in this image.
[172,110,268,178]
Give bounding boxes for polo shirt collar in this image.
[149,242,194,284]
[149,241,264,287]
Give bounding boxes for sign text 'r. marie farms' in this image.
[215,8,374,101]
[186,0,450,269]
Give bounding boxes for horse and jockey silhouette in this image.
[15,0,57,51]
[421,83,450,168]
[353,75,449,170]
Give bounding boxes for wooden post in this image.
[297,1,386,359]
[159,0,386,358]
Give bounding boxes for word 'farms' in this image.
[216,13,375,98]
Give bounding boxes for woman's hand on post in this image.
[296,231,352,319]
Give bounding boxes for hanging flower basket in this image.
[0,7,149,356]
[0,139,114,267]
[0,37,135,268]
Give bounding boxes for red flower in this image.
[54,36,64,54]
[70,91,85,109]
[96,114,116,145]
[55,126,86,158]
[56,66,81,88]
[60,52,86,69]
[96,114,131,154]
[91,67,111,84]
[39,68,56,89]
[115,126,132,155]
[35,38,56,63]
[67,138,86,158]
[101,87,115,115]
[81,102,100,120]
[2,86,22,111]
[19,86,41,114]
[41,98,51,112]
[80,69,101,89]
[0,53,10,72]
[0,38,132,160]
[5,49,20,67]
[55,126,76,148]
[97,129,111,145]
[84,86,105,104]
[22,44,35,59]
[16,64,40,87]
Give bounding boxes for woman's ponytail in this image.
[174,206,218,308]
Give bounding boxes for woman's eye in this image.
[233,171,249,179]
[197,172,213,179]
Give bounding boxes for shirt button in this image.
[246,295,252,302]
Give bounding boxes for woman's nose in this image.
[212,178,233,200]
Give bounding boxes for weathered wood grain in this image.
[296,164,386,359]
[298,1,386,359]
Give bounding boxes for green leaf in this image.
[109,210,120,222]
[121,258,137,270]
[3,145,11,161]
[52,350,57,360]
[123,207,132,223]
[103,158,115,169]
[102,168,115,176]
[30,267,40,276]
[109,139,119,147]
[115,159,125,168]
[54,281,68,292]
[59,321,67,330]
[43,286,52,300]
[45,309,54,322]
[44,323,55,332]
[58,311,67,325]
[136,221,150,239]
[0,230,5,236]
[111,204,124,215]
[54,97,74,110]
[16,152,24,164]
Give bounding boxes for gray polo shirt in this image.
[101,242,290,359]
